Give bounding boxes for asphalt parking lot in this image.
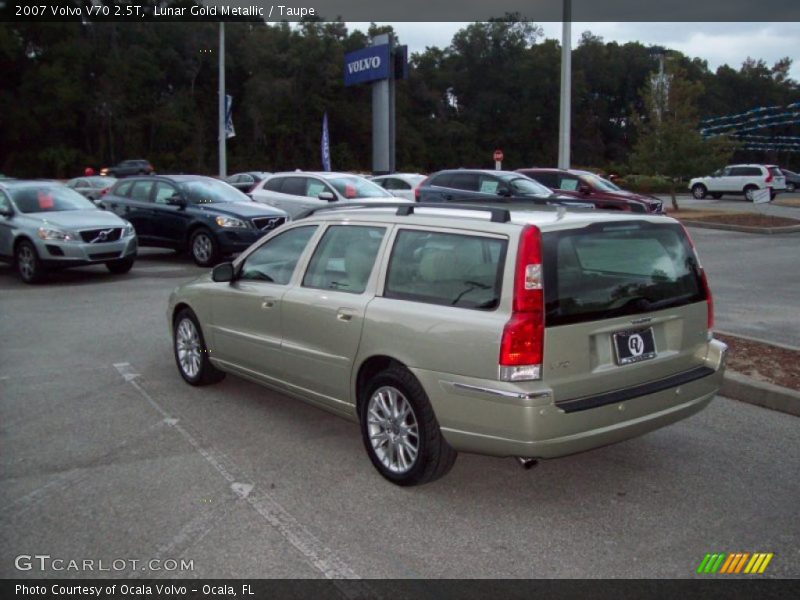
[1,235,799,579]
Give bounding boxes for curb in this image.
[721,371,800,417]
[716,329,800,353]
[681,220,800,234]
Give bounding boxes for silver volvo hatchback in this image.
[0,181,137,283]
[167,204,726,485]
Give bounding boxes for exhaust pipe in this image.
[515,457,538,470]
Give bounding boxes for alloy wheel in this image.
[366,386,420,474]
[176,318,202,379]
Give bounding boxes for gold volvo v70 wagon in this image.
[167,204,727,485]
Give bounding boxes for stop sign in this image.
[493,149,504,162]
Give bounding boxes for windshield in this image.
[581,173,621,192]
[178,179,249,204]
[10,185,98,213]
[507,176,554,197]
[543,222,706,326]
[328,176,393,199]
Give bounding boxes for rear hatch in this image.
[768,166,786,190]
[540,219,711,407]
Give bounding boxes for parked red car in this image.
[517,168,664,213]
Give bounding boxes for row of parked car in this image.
[3,159,797,284]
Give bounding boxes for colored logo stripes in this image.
[697,553,773,574]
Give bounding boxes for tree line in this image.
[0,17,797,178]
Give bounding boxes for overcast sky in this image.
[349,22,800,81]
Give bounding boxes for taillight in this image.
[100,188,109,196]
[680,223,713,331]
[499,225,544,381]
[414,176,431,202]
[765,170,773,184]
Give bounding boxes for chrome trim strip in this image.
[447,381,552,401]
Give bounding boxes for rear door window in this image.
[542,222,706,326]
[559,175,581,191]
[112,181,134,197]
[429,173,453,188]
[303,226,386,294]
[130,181,153,202]
[450,173,480,191]
[263,177,284,192]
[280,177,307,196]
[384,230,507,310]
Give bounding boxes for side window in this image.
[532,172,557,188]
[240,174,254,183]
[385,230,507,310]
[263,177,284,192]
[559,175,580,191]
[113,181,134,197]
[450,173,480,191]
[280,177,307,196]
[153,182,178,205]
[721,167,732,177]
[305,178,330,198]
[744,167,763,177]
[729,167,746,177]
[303,226,386,294]
[130,181,153,202]
[478,175,502,194]
[239,226,317,284]
[429,173,452,187]
[385,178,411,191]
[72,179,87,188]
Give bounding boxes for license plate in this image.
[613,328,657,365]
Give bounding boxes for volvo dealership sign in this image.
[344,44,391,87]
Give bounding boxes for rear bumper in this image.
[414,339,727,459]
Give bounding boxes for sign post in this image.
[344,36,407,175]
[493,149,504,171]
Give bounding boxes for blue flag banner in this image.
[321,112,331,172]
[225,94,235,139]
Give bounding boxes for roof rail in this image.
[396,203,511,223]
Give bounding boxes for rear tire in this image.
[173,309,225,386]
[787,182,796,193]
[189,228,219,267]
[106,256,135,274]
[15,240,45,284]
[691,184,707,199]
[360,365,457,486]
[744,185,758,202]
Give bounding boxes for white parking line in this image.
[114,362,367,586]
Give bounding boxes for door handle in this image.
[337,308,356,322]
[261,297,277,309]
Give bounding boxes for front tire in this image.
[173,309,225,386]
[106,256,135,274]
[360,365,457,486]
[15,240,45,283]
[189,228,219,267]
[691,184,707,199]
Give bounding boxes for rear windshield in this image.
[542,221,706,326]
[769,167,783,176]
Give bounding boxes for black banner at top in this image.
[2,0,800,22]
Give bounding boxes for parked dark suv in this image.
[101,175,288,266]
[103,159,155,178]
[416,169,593,208]
[518,168,664,213]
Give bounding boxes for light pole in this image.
[557,0,572,170]
[218,22,226,177]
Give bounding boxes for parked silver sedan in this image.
[0,181,137,283]
[65,176,117,202]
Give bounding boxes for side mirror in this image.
[212,262,235,282]
[169,194,187,208]
[318,191,336,202]
[578,184,592,195]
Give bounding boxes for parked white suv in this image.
[251,171,409,218]
[689,164,786,201]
